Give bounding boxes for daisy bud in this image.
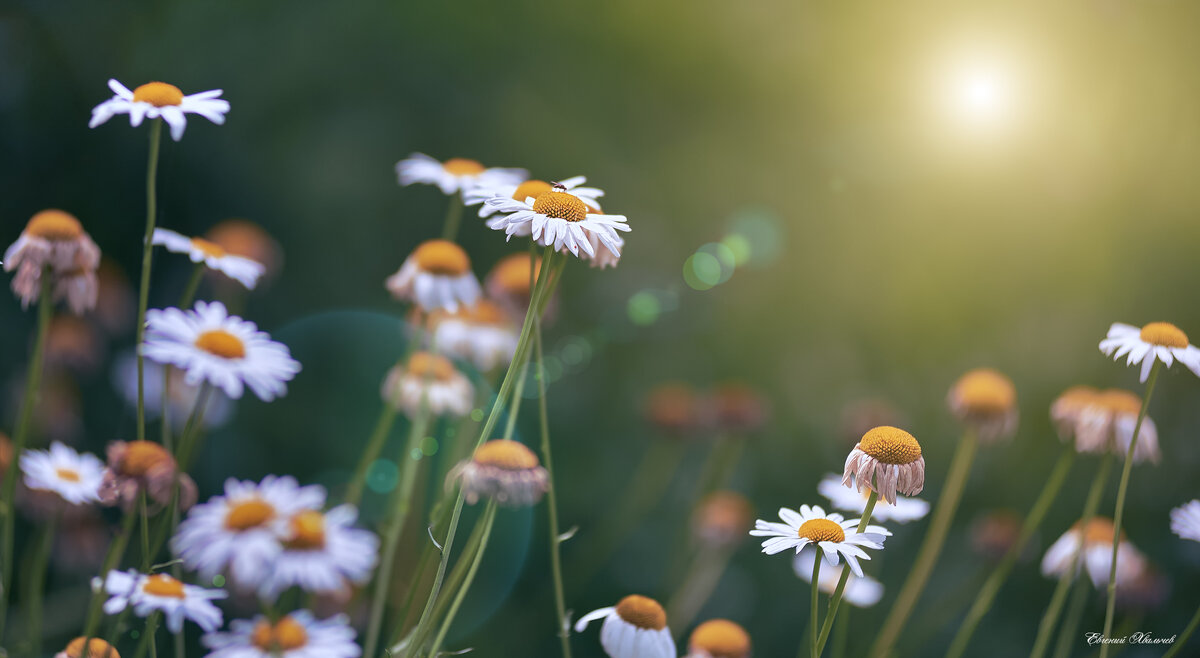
[686,619,752,658]
[842,426,925,505]
[947,368,1018,443]
[4,209,101,313]
[449,439,549,506]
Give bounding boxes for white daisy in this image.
[258,505,379,598]
[1170,500,1200,543]
[426,300,518,372]
[817,474,929,523]
[202,610,360,658]
[395,153,526,195]
[152,228,265,289]
[89,79,229,142]
[172,476,326,590]
[1073,389,1161,463]
[574,595,676,658]
[1099,321,1200,382]
[20,442,106,505]
[381,351,474,419]
[100,569,226,633]
[465,176,604,219]
[385,239,481,312]
[749,505,890,577]
[484,184,630,259]
[141,301,301,401]
[793,550,885,608]
[1041,517,1147,589]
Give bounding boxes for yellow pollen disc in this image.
[142,574,186,598]
[689,619,751,658]
[119,441,172,477]
[442,158,486,175]
[1056,386,1099,408]
[132,82,184,107]
[1099,389,1142,416]
[532,191,588,222]
[26,209,84,241]
[194,329,247,359]
[189,237,227,259]
[225,498,276,530]
[858,426,922,465]
[251,616,309,651]
[64,637,121,658]
[56,468,81,483]
[1075,517,1120,545]
[1139,322,1188,348]
[953,368,1016,414]
[474,439,540,470]
[285,510,327,549]
[490,253,540,294]
[615,594,668,631]
[798,518,846,543]
[512,179,553,201]
[413,239,471,276]
[406,351,456,381]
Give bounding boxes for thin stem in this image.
[1163,601,1200,658]
[25,515,57,657]
[811,556,822,658]
[816,490,878,655]
[441,193,464,241]
[1099,361,1161,658]
[1051,570,1091,658]
[503,359,530,440]
[139,491,153,570]
[132,611,161,658]
[345,404,399,508]
[428,501,499,656]
[536,313,572,658]
[137,118,164,442]
[179,262,205,309]
[831,608,850,658]
[869,430,978,658]
[82,508,139,650]
[945,448,1076,658]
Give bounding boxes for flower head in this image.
[817,474,928,524]
[56,638,121,658]
[386,240,481,313]
[100,569,226,633]
[450,439,549,506]
[1170,500,1200,543]
[20,442,105,506]
[201,610,360,658]
[258,505,378,598]
[692,491,754,549]
[793,550,885,608]
[395,153,526,195]
[205,219,283,282]
[947,368,1018,443]
[99,440,197,513]
[485,184,630,259]
[485,252,552,322]
[1050,386,1101,439]
[424,299,518,372]
[153,228,266,289]
[381,351,474,419]
[842,426,925,505]
[574,595,676,658]
[969,510,1026,562]
[686,619,751,658]
[1099,321,1200,382]
[1041,517,1147,589]
[466,176,604,220]
[1070,389,1160,463]
[90,79,229,141]
[4,209,101,313]
[749,505,890,576]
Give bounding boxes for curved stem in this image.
[811,556,822,658]
[137,118,164,442]
[1163,601,1200,658]
[428,502,498,656]
[536,313,572,658]
[815,490,878,655]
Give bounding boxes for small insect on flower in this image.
[395,153,527,195]
[466,176,604,220]
[4,209,101,313]
[55,637,121,658]
[100,569,227,633]
[947,368,1019,443]
[141,300,301,401]
[202,610,361,658]
[258,505,379,598]
[817,474,929,524]
[749,504,890,576]
[19,441,105,506]
[449,439,550,506]
[485,182,630,259]
[423,299,519,372]
[1099,321,1200,382]
[793,550,885,608]
[575,594,677,658]
[1041,517,1148,589]
[100,440,197,513]
[692,491,755,550]
[1071,389,1161,463]
[89,79,230,141]
[1170,500,1200,543]
[842,425,926,505]
[381,351,474,419]
[152,228,266,289]
[685,618,752,658]
[386,239,481,313]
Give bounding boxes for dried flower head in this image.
[100,440,197,513]
[644,382,704,436]
[842,426,925,505]
[708,383,769,435]
[947,368,1018,443]
[4,209,101,313]
[450,439,549,506]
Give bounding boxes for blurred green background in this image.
[4,0,1200,655]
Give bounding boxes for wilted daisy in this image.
[153,228,266,289]
[424,299,518,372]
[142,300,301,401]
[385,239,481,312]
[381,351,474,418]
[485,184,630,259]
[1170,500,1200,543]
[259,505,378,598]
[99,440,197,512]
[1099,321,1200,382]
[1050,385,1101,440]
[100,569,226,633]
[817,474,929,523]
[691,491,754,549]
[1041,517,1147,588]
[1073,389,1161,463]
[575,594,676,658]
[947,368,1018,443]
[842,426,925,505]
[750,505,890,577]
[20,441,105,505]
[793,550,885,608]
[202,610,360,658]
[89,79,229,141]
[55,637,121,658]
[396,154,526,195]
[449,439,549,506]
[4,209,100,313]
[685,619,751,658]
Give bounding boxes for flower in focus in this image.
[19,441,105,505]
[1049,386,1101,440]
[947,368,1018,443]
[100,569,226,632]
[685,619,751,658]
[381,351,474,419]
[644,382,705,437]
[450,439,549,506]
[55,637,121,658]
[202,610,361,658]
[793,550,884,608]
[142,301,301,401]
[153,228,266,289]
[424,299,518,372]
[1099,321,1200,382]
[89,79,229,141]
[839,397,906,446]
[749,505,890,576]
[1040,517,1147,589]
[205,219,284,283]
[386,239,481,312]
[842,425,925,505]
[574,594,676,658]
[99,440,197,513]
[817,474,928,524]
[112,352,235,431]
[4,209,100,313]
[708,383,769,436]
[467,176,604,219]
[259,505,378,598]
[396,153,526,195]
[485,184,630,258]
[1170,500,1200,543]
[691,491,754,550]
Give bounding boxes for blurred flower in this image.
[818,474,928,523]
[947,368,1018,443]
[485,184,630,259]
[575,594,676,658]
[1116,560,1170,614]
[142,301,301,401]
[1100,321,1200,382]
[54,510,110,572]
[1050,386,1100,440]
[685,618,751,658]
[644,382,705,437]
[386,239,481,312]
[468,176,604,221]
[20,441,105,505]
[153,228,265,289]
[1170,500,1200,543]
[692,491,754,550]
[969,509,1025,562]
[89,79,229,141]
[750,505,889,576]
[260,505,377,598]
[449,439,549,506]
[424,299,518,372]
[56,637,121,658]
[99,569,226,632]
[486,252,553,323]
[46,315,103,374]
[1040,517,1147,589]
[201,610,360,658]
[205,220,283,283]
[842,426,925,505]
[381,351,474,419]
[793,550,884,608]
[112,352,234,431]
[100,440,197,513]
[1072,389,1160,463]
[94,259,135,335]
[839,397,906,446]
[4,209,100,313]
[395,153,526,195]
[708,383,769,435]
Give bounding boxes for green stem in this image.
[139,491,153,571]
[832,608,850,658]
[811,556,822,658]
[869,430,978,658]
[25,515,57,656]
[945,448,1075,658]
[1051,569,1091,658]
[816,489,878,655]
[503,359,530,440]
[82,508,139,650]
[137,118,164,443]
[428,502,499,656]
[536,313,572,658]
[441,193,464,241]
[1099,361,1160,658]
[346,404,399,508]
[132,611,161,658]
[1163,601,1200,658]
[179,262,204,309]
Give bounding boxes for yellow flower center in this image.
[442,158,486,176]
[532,191,588,222]
[189,237,227,259]
[512,179,554,202]
[406,351,457,382]
[118,441,173,477]
[490,253,540,295]
[1139,322,1188,348]
[284,510,326,550]
[194,329,247,359]
[251,616,309,651]
[689,619,751,658]
[26,209,84,241]
[413,239,471,276]
[64,637,121,658]
[56,468,81,482]
[615,594,668,631]
[473,439,540,470]
[132,82,184,107]
[224,498,276,531]
[141,574,186,598]
[953,368,1016,415]
[798,518,846,543]
[858,426,922,465]
[1099,389,1143,416]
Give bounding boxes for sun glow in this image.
[945,62,1015,126]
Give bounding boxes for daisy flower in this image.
[20,441,105,505]
[204,219,284,284]
[1041,517,1147,589]
[425,299,518,372]
[381,351,474,419]
[202,611,360,658]
[947,368,1018,443]
[385,239,481,312]
[817,474,929,523]
[89,79,229,141]
[484,184,630,259]
[1050,386,1101,440]
[842,425,926,505]
[141,300,301,401]
[1099,321,1200,382]
[793,550,885,608]
[258,505,379,598]
[100,569,226,633]
[152,228,265,289]
[691,491,754,550]
[99,440,197,513]
[55,637,121,658]
[449,439,549,506]
[575,595,676,658]
[685,619,751,658]
[1072,389,1161,463]
[395,153,526,195]
[466,176,604,220]
[1170,500,1200,543]
[4,209,100,313]
[750,505,890,577]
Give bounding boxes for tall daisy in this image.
[1100,321,1200,382]
[947,368,1019,443]
[89,79,229,141]
[749,505,889,576]
[258,505,378,598]
[202,611,360,658]
[99,569,226,633]
[20,442,105,506]
[575,595,676,658]
[385,239,481,312]
[817,473,929,523]
[395,153,526,195]
[842,425,925,505]
[466,176,604,219]
[152,228,266,289]
[485,183,630,259]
